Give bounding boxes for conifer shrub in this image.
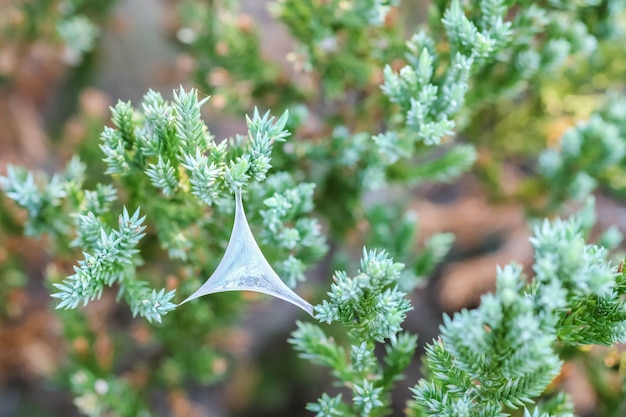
[1,0,626,416]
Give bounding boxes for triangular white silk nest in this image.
[180,188,313,316]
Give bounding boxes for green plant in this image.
[291,200,626,417]
[0,87,326,415]
[2,0,626,416]
[409,200,625,416]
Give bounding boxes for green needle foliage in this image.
[51,206,177,323]
[539,94,626,206]
[291,248,418,417]
[1,87,326,322]
[1,86,327,415]
[2,0,626,415]
[293,202,626,417]
[409,202,626,416]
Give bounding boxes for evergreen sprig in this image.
[51,207,176,322]
[539,94,626,206]
[0,166,65,234]
[56,15,99,64]
[145,155,178,196]
[104,87,291,200]
[250,172,327,287]
[0,157,91,238]
[3,86,324,320]
[95,86,326,273]
[410,202,626,416]
[291,248,417,417]
[379,0,602,160]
